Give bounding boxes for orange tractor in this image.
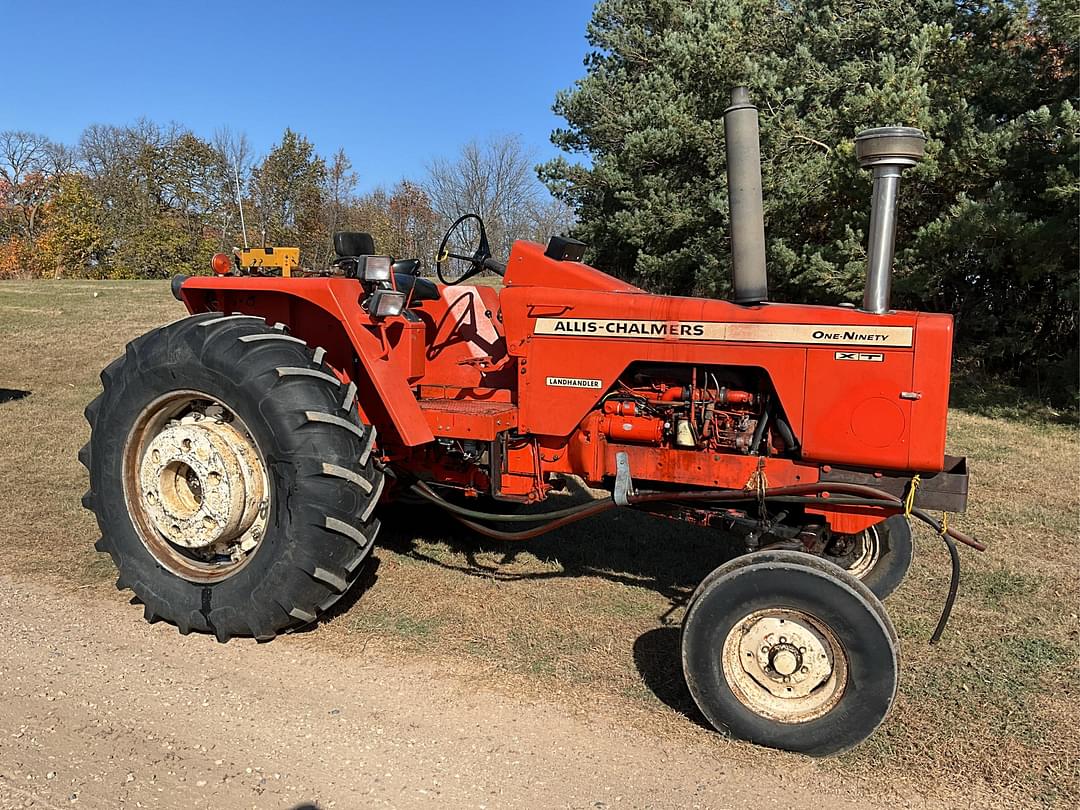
[81,89,981,755]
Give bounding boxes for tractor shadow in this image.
[374,476,745,722]
[376,480,744,613]
[633,626,712,730]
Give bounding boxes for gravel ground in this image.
[0,573,920,810]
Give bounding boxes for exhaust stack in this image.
[854,127,926,314]
[724,87,768,305]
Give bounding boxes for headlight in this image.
[359,255,392,282]
[369,289,405,318]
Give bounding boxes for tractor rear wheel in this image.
[80,313,384,641]
[681,552,898,756]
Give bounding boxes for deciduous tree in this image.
[426,135,572,261]
[250,130,327,265]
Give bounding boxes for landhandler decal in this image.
[545,376,603,389]
[532,318,914,347]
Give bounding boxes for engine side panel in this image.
[800,348,914,469]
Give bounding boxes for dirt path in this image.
[0,573,931,810]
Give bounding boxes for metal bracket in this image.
[614,451,635,506]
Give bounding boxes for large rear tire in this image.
[681,552,898,756]
[80,313,384,641]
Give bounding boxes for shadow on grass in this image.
[632,626,711,730]
[374,478,748,723]
[949,369,1077,425]
[376,481,744,619]
[0,388,30,403]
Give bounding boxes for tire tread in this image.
[82,314,384,642]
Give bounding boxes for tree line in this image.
[2,1,1074,400]
[0,126,570,280]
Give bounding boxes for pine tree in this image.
[542,0,1078,400]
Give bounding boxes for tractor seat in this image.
[334,231,375,257]
[395,272,440,302]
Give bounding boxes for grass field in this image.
[1,279,1077,808]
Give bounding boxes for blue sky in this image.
[1,0,595,191]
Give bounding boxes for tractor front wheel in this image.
[681,551,898,756]
[80,313,384,641]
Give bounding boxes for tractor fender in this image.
[177,275,434,447]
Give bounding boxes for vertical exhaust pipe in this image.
[855,127,926,313]
[724,87,768,304]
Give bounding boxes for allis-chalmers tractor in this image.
[81,89,982,756]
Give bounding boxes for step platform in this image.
[418,399,518,441]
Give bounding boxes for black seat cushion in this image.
[334,231,375,257]
[395,273,440,302]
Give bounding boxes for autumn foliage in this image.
[0,127,563,280]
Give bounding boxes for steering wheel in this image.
[435,213,505,284]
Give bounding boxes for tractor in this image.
[80,88,982,756]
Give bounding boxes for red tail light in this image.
[211,252,233,275]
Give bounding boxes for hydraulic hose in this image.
[411,478,982,552]
[409,480,605,523]
[449,500,617,541]
[629,482,985,551]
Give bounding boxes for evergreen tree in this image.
[542,0,1078,400]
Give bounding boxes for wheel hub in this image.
[137,413,267,555]
[723,608,848,723]
[769,645,801,677]
[737,615,832,698]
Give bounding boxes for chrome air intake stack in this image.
[855,127,926,314]
[724,87,769,305]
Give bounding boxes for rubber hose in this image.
[773,416,798,450]
[629,483,985,551]
[750,408,770,454]
[449,500,617,541]
[409,480,603,523]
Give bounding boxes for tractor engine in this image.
[593,367,787,457]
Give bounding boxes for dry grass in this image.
[1,279,1077,808]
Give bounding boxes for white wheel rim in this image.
[722,608,849,723]
[846,526,883,580]
[123,391,271,582]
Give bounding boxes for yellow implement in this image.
[236,247,300,277]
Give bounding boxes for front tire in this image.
[80,313,384,641]
[681,551,898,756]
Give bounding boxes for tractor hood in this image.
[501,238,926,349]
[503,240,643,293]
